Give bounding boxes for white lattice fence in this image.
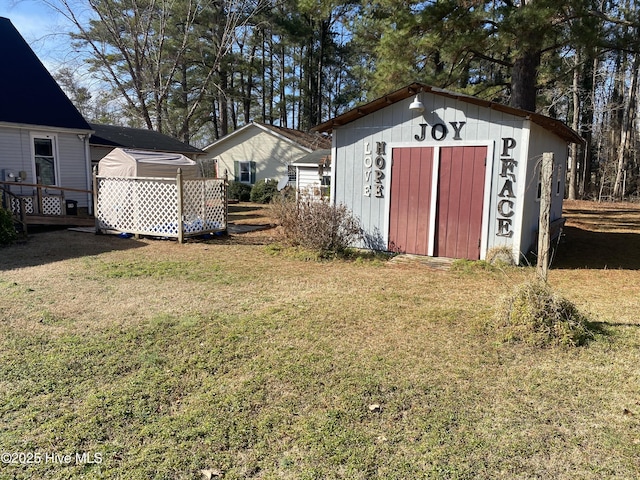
[96,176,226,240]
[182,178,227,233]
[42,195,63,215]
[10,196,34,215]
[9,195,62,215]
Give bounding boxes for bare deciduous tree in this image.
[42,0,268,142]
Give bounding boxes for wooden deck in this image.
[23,214,95,227]
[1,181,95,234]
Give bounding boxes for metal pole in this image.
[177,169,184,244]
[92,166,99,234]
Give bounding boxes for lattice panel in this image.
[95,178,130,231]
[182,179,227,233]
[42,196,62,215]
[10,196,34,215]
[97,178,178,235]
[96,177,226,238]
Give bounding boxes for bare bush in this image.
[270,196,362,255]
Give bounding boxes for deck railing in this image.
[0,181,93,234]
[0,180,92,215]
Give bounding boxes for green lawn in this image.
[0,212,639,479]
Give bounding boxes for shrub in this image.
[270,196,362,256]
[495,280,594,347]
[250,179,279,204]
[0,207,17,246]
[227,181,252,202]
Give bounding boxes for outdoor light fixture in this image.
[409,95,425,113]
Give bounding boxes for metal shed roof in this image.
[312,83,583,145]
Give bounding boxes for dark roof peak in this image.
[0,17,91,131]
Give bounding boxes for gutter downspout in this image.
[84,133,93,214]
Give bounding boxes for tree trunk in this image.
[219,69,229,137]
[268,34,274,125]
[568,52,581,200]
[579,55,597,198]
[612,51,639,199]
[261,29,267,123]
[179,61,190,144]
[280,42,287,127]
[510,48,540,111]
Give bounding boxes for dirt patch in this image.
[1,202,279,271]
[228,202,275,226]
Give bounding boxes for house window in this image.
[33,136,57,185]
[238,162,251,183]
[239,161,251,183]
[288,165,296,182]
[321,174,331,198]
[235,160,255,184]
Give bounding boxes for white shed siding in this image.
[296,166,322,195]
[515,123,568,256]
[203,127,309,183]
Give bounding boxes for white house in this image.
[313,83,583,263]
[0,17,93,214]
[202,121,331,186]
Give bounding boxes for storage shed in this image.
[292,149,331,200]
[97,148,200,178]
[313,83,582,264]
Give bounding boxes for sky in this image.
[0,0,86,72]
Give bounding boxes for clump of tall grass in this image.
[495,280,594,347]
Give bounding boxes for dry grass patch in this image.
[0,203,639,478]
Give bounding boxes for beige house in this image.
[202,122,331,186]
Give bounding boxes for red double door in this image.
[388,146,487,259]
